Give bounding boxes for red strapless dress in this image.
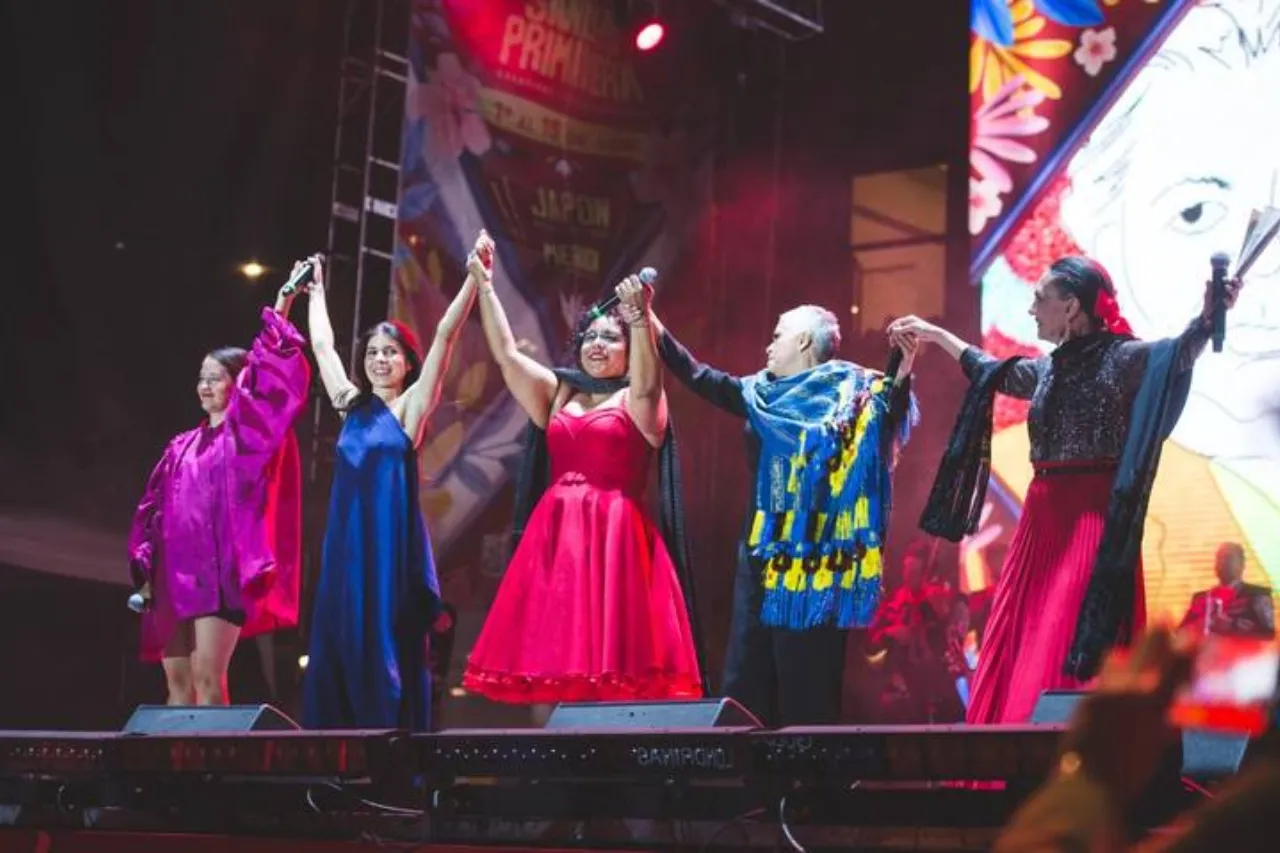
[462,403,703,704]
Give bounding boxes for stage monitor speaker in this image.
[1031,689,1254,781]
[1180,730,1253,781]
[1030,689,1086,724]
[544,698,762,730]
[123,704,299,734]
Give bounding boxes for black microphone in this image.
[1210,251,1230,353]
[280,257,318,297]
[589,267,658,318]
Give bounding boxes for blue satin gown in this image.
[302,396,440,730]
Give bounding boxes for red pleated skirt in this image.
[966,460,1145,724]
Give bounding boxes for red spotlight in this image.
[635,20,664,51]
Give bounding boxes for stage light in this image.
[635,20,664,51]
[298,654,310,669]
[240,261,266,280]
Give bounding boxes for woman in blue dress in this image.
[300,233,489,731]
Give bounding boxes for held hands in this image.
[886,315,942,347]
[467,230,495,284]
[886,315,934,377]
[895,331,920,378]
[615,274,652,327]
[1200,275,1243,322]
[293,253,324,297]
[275,254,323,315]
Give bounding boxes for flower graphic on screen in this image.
[971,177,1005,235]
[970,75,1048,233]
[1073,27,1118,76]
[409,53,492,165]
[970,1,1078,99]
[971,76,1049,193]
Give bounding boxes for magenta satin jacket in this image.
[127,308,310,661]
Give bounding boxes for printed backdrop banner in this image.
[966,0,1280,623]
[390,0,710,602]
[968,0,1191,275]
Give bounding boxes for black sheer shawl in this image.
[919,342,1191,680]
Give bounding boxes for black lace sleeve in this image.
[961,346,1046,400]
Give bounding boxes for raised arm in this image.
[398,234,486,448]
[1170,273,1243,374]
[888,314,1044,400]
[885,334,920,438]
[227,305,312,453]
[305,256,360,411]
[1110,274,1236,391]
[475,249,558,428]
[649,314,748,418]
[616,276,668,446]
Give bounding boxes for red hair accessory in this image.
[1092,289,1134,337]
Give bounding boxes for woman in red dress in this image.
[889,256,1242,723]
[462,258,704,708]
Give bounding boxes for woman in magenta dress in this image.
[462,259,704,706]
[127,275,311,706]
[889,256,1242,723]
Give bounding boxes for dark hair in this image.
[355,320,423,396]
[563,304,629,371]
[206,346,248,378]
[1046,255,1116,325]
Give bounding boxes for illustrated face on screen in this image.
[1059,1,1280,459]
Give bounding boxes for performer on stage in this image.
[653,306,918,726]
[867,540,970,723]
[1179,542,1275,639]
[890,255,1243,723]
[301,235,483,731]
[462,263,704,707]
[127,279,311,706]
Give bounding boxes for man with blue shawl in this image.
[652,305,919,725]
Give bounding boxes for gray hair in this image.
[784,304,842,363]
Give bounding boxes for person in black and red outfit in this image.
[1179,542,1274,639]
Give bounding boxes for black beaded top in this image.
[960,318,1210,463]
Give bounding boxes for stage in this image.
[0,719,1219,851]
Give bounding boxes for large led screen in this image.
[969,0,1280,621]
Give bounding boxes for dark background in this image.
[0,0,969,729]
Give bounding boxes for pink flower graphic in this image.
[409,53,492,164]
[971,74,1049,194]
[970,176,1005,235]
[1073,27,1117,77]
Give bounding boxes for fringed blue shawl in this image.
[741,361,917,630]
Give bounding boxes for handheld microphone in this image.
[1210,251,1230,353]
[280,257,318,297]
[589,267,659,318]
